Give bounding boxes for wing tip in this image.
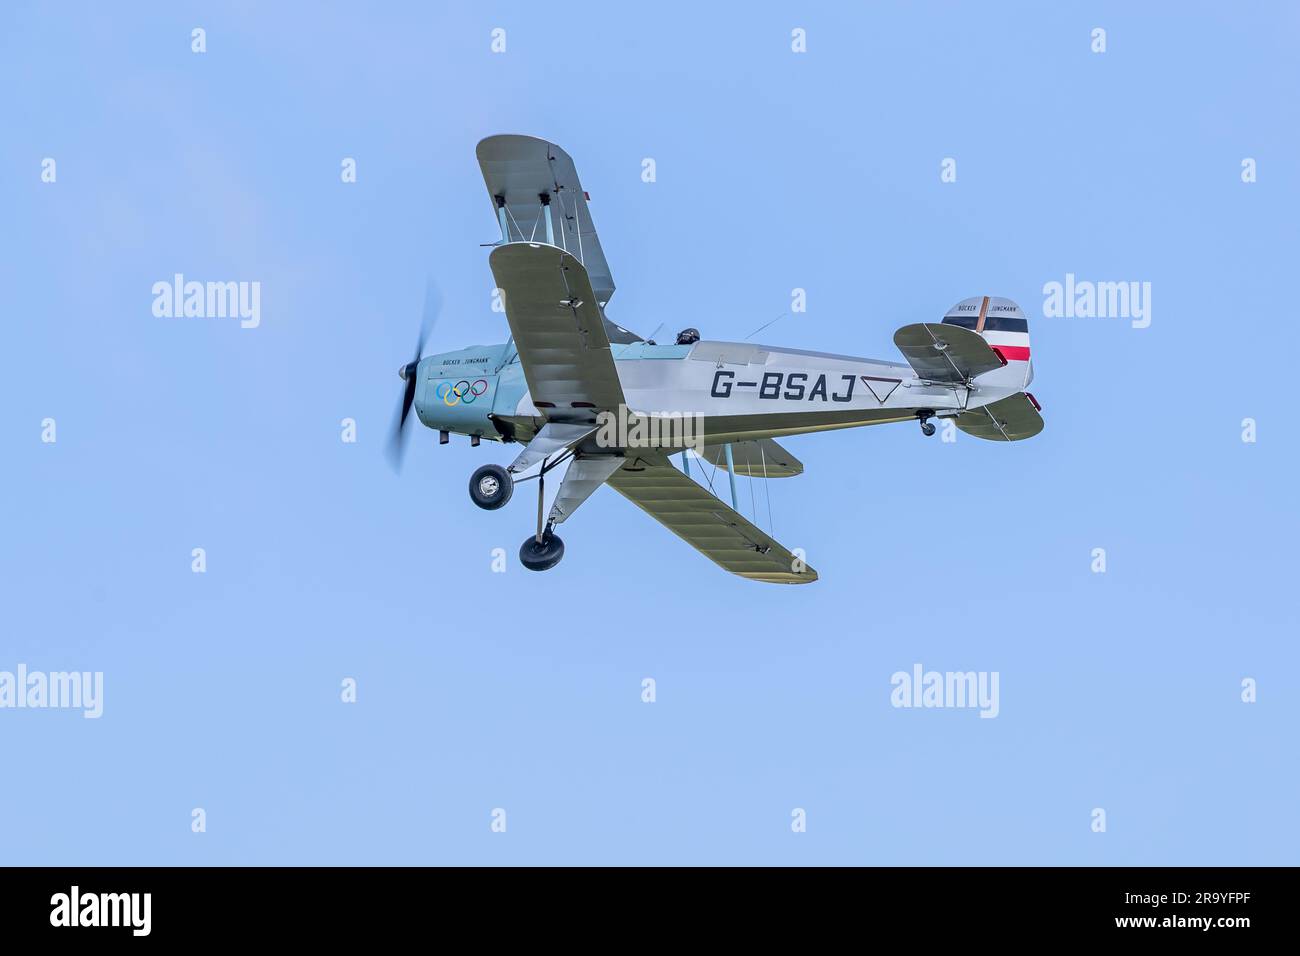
[740,567,819,585]
[476,133,570,167]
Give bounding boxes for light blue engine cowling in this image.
[415,343,518,439]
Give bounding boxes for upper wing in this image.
[893,322,1005,384]
[489,242,626,419]
[606,454,818,584]
[956,392,1044,441]
[697,438,803,478]
[478,134,641,344]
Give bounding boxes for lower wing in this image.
[606,453,818,584]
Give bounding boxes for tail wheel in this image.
[519,530,565,571]
[469,464,513,510]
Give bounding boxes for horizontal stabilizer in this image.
[894,322,1006,384]
[956,392,1044,441]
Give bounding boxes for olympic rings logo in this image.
[435,379,489,407]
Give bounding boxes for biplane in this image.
[387,135,1042,583]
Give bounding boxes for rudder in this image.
[941,296,1033,389]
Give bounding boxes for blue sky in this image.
[2,1,1297,864]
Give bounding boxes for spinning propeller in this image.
[385,279,442,473]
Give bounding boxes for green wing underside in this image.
[955,392,1044,441]
[605,454,818,584]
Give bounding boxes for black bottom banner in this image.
[0,866,1285,941]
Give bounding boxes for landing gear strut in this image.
[518,456,566,572]
[918,410,937,437]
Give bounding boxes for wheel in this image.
[519,530,565,572]
[921,421,936,437]
[469,464,513,510]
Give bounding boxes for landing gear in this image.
[519,525,565,572]
[517,454,567,571]
[473,445,571,571]
[469,464,513,510]
[918,410,937,437]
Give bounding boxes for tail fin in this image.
[941,296,1032,389]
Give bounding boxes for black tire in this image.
[921,422,936,437]
[519,531,565,572]
[469,464,513,510]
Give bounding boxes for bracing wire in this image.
[617,322,666,358]
[504,203,526,242]
[745,312,790,341]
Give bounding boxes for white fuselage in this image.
[416,338,1032,447]
[511,340,1031,445]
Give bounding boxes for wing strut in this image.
[723,444,739,510]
